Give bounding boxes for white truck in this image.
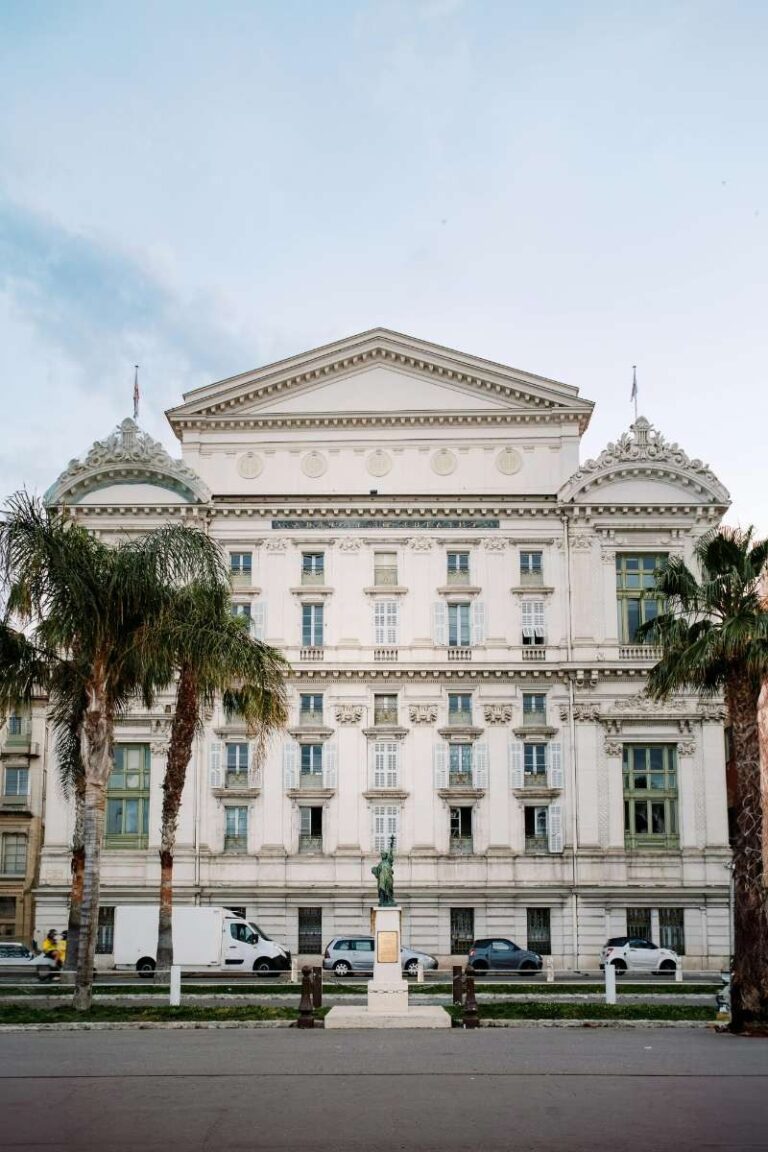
[113,906,290,975]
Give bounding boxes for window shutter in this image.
[323,741,337,789]
[547,742,563,789]
[300,807,311,835]
[521,600,534,641]
[283,741,298,790]
[386,806,399,850]
[209,741,222,788]
[433,742,448,789]
[471,600,486,644]
[386,600,398,645]
[533,600,545,641]
[433,601,447,646]
[509,740,524,789]
[248,741,259,786]
[473,741,489,788]
[548,804,563,853]
[251,601,266,641]
[386,743,399,789]
[374,743,386,789]
[373,806,386,852]
[374,601,386,644]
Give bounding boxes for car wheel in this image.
[659,960,676,973]
[610,959,627,973]
[520,961,536,973]
[254,959,273,973]
[470,960,488,972]
[404,959,419,977]
[136,957,156,977]
[333,960,352,977]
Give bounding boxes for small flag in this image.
[133,365,140,421]
[630,365,638,404]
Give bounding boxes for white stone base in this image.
[324,1005,451,1029]
[368,982,409,1013]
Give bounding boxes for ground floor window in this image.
[225,906,247,920]
[0,834,27,875]
[527,908,551,955]
[626,907,652,939]
[450,907,475,954]
[106,744,150,849]
[298,907,322,954]
[0,896,16,937]
[659,908,685,954]
[224,806,248,853]
[96,907,114,954]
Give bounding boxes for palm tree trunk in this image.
[758,678,768,884]
[156,664,198,975]
[63,779,85,978]
[726,675,768,1031]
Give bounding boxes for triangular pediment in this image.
[167,328,593,431]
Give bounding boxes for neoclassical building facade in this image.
[29,329,732,966]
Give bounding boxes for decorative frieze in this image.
[677,740,697,757]
[334,705,363,726]
[483,704,513,725]
[408,536,433,552]
[482,537,507,552]
[560,704,601,722]
[603,740,623,757]
[337,538,362,552]
[265,538,288,552]
[409,704,438,725]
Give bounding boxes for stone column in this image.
[368,904,408,1013]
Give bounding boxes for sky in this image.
[0,0,766,529]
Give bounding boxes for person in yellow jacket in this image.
[42,929,63,968]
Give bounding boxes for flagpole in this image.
[631,365,638,423]
[133,365,140,421]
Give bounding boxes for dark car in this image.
[466,938,542,973]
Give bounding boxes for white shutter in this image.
[473,741,489,788]
[548,803,563,853]
[251,601,266,641]
[247,741,259,786]
[373,806,386,852]
[209,741,223,788]
[386,806,399,850]
[386,742,399,788]
[433,601,447,646]
[374,742,386,789]
[374,601,386,644]
[283,741,298,790]
[323,741,337,789]
[509,740,524,789]
[300,807,311,836]
[433,742,448,789]
[386,600,398,645]
[521,600,534,641]
[547,742,563,789]
[472,600,486,644]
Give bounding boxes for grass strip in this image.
[0,1003,307,1026]
[446,1001,714,1022]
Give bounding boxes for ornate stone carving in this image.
[366,450,392,477]
[265,538,288,552]
[409,704,438,725]
[150,740,170,757]
[677,740,697,757]
[408,536,433,552]
[238,452,263,478]
[698,704,727,722]
[301,451,327,478]
[609,694,687,715]
[603,740,623,757]
[482,537,507,552]
[569,533,593,551]
[45,417,210,505]
[495,446,522,475]
[431,449,457,476]
[338,538,362,552]
[483,704,513,725]
[571,704,602,722]
[561,416,730,503]
[335,705,363,725]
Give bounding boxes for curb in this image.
[477,1019,716,1029]
[0,1020,301,1033]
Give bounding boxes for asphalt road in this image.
[1,1028,766,1151]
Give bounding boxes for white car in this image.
[599,937,679,974]
[0,941,58,980]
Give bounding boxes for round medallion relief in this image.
[431,448,457,476]
[237,452,263,479]
[366,449,392,477]
[496,446,522,475]
[301,451,328,478]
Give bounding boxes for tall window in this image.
[449,744,473,786]
[522,693,546,724]
[522,600,545,646]
[301,552,325,585]
[374,551,398,586]
[373,694,398,726]
[0,896,16,937]
[298,907,322,953]
[520,551,543,584]
[447,551,470,585]
[106,745,150,849]
[299,807,323,853]
[448,694,472,726]
[0,833,26,875]
[373,743,399,789]
[527,908,552,955]
[627,907,652,939]
[450,907,475,954]
[230,552,252,581]
[660,908,685,954]
[524,806,548,852]
[623,744,678,848]
[524,744,546,781]
[300,694,323,724]
[450,807,473,853]
[448,603,471,647]
[96,907,115,954]
[226,743,249,784]
[224,806,248,853]
[373,805,399,852]
[302,604,324,647]
[4,766,29,798]
[374,600,399,645]
[231,602,252,623]
[301,744,323,779]
[616,554,667,643]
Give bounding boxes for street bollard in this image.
[290,958,298,984]
[312,965,323,1010]
[416,961,424,984]
[297,965,315,1028]
[545,956,554,983]
[169,964,181,1007]
[675,961,683,984]
[462,970,479,1029]
[452,964,464,1005]
[604,961,617,1005]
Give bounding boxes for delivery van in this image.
[113,905,290,975]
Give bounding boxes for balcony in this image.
[449,836,474,855]
[299,773,326,791]
[524,771,547,789]
[301,571,325,587]
[0,793,30,810]
[522,710,547,728]
[298,835,323,854]
[525,835,549,854]
[619,645,662,661]
[299,710,324,727]
[521,647,546,661]
[448,771,474,788]
[447,648,471,662]
[223,835,248,854]
[230,571,253,589]
[373,710,399,727]
[225,769,261,790]
[447,711,473,728]
[373,566,398,587]
[299,647,324,661]
[446,570,471,586]
[374,647,398,662]
[520,571,544,588]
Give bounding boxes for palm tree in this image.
[148,582,289,975]
[642,527,768,1031]
[0,493,226,1009]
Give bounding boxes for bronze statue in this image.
[372,836,395,906]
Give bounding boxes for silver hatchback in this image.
[322,935,439,977]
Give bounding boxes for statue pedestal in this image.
[368,904,408,1014]
[325,903,450,1029]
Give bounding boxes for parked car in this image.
[322,935,439,977]
[599,937,679,974]
[466,938,542,973]
[0,942,58,981]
